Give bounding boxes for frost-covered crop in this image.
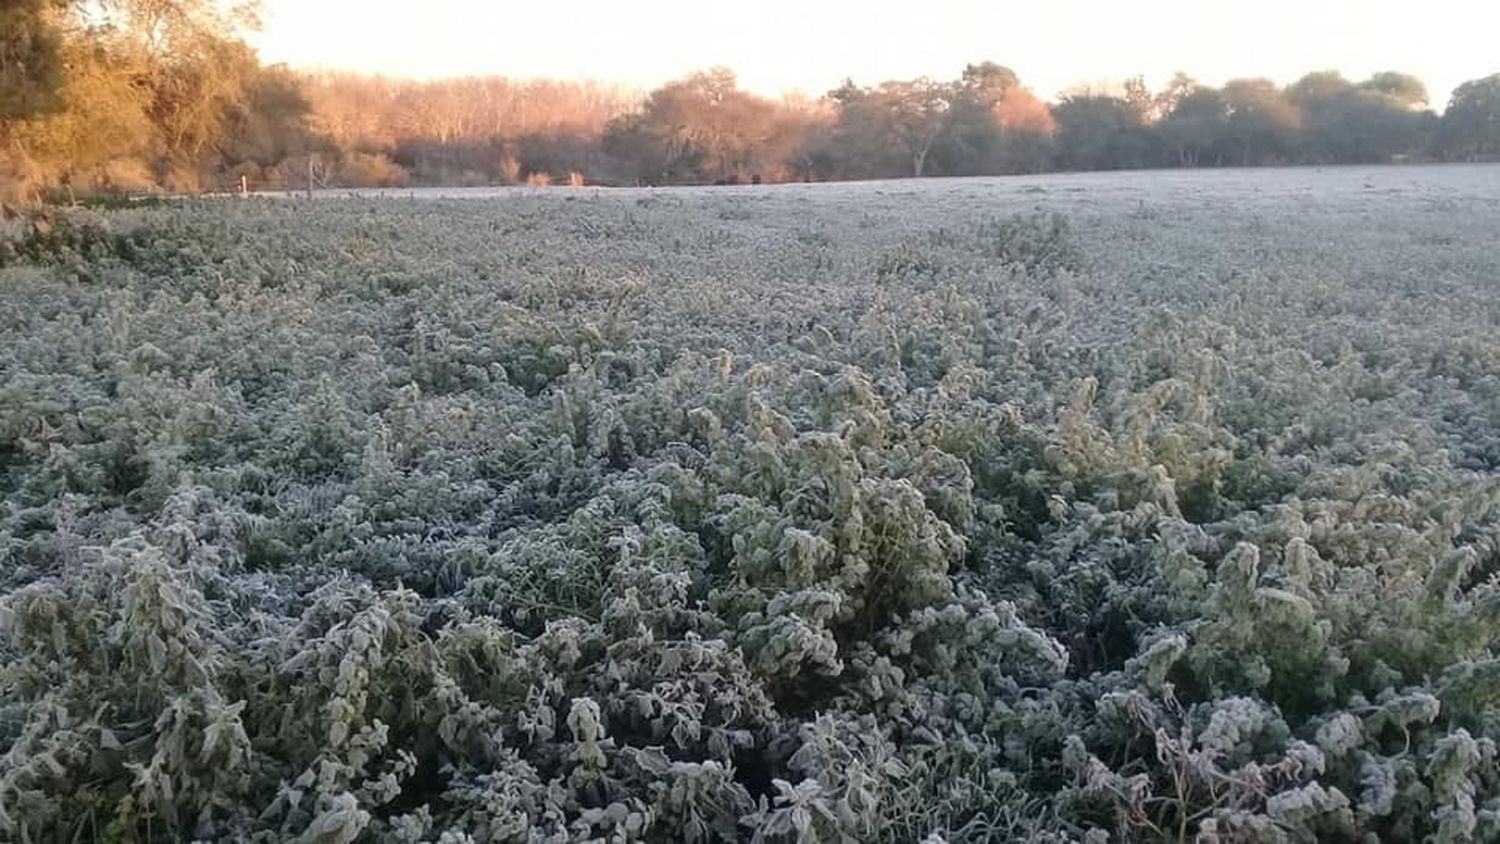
[2,169,1499,841]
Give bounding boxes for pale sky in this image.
[252,0,1499,107]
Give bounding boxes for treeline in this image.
[5,1,1500,201]
[297,73,638,188]
[598,66,1500,184]
[266,65,1500,189]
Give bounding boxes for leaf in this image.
[147,632,168,670]
[632,746,673,775]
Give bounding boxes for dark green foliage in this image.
[1441,74,1500,160]
[1053,96,1164,171]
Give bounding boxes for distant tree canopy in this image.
[1160,84,1230,166]
[1441,74,1500,159]
[1053,95,1157,171]
[4,32,1500,202]
[603,68,799,185]
[1288,71,1432,163]
[1044,70,1449,172]
[795,65,1057,182]
[1,0,312,200]
[928,63,1054,176]
[296,72,636,187]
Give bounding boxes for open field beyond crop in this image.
[2,165,1500,842]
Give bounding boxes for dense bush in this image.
[1,174,1498,841]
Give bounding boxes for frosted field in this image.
[313,161,1500,207]
[301,162,1500,360]
[2,164,1500,841]
[283,163,1500,461]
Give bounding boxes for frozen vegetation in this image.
[2,165,1500,841]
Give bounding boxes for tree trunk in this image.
[913,134,937,178]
